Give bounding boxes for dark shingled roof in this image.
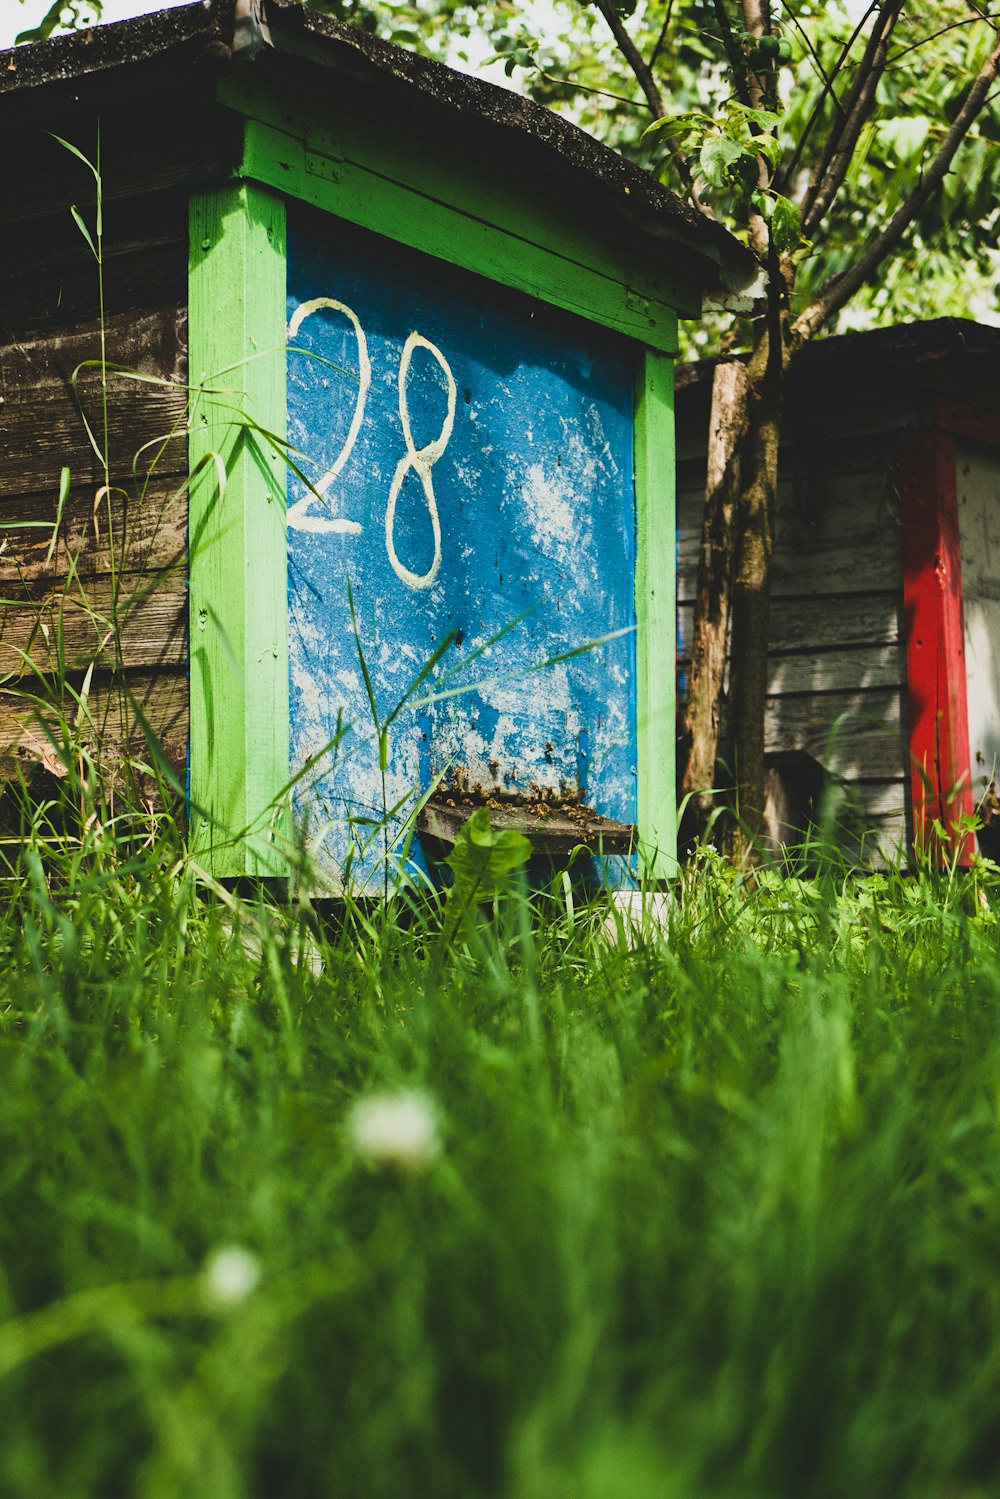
[677,316,1000,388]
[0,0,758,301]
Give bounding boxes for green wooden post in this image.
[634,349,677,880]
[188,184,289,876]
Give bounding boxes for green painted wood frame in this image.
[634,351,677,881]
[189,183,289,877]
[219,71,690,345]
[188,82,682,877]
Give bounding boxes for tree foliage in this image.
[13,0,103,45]
[347,0,1000,346]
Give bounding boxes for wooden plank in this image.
[936,392,1000,446]
[678,465,902,598]
[0,104,242,233]
[0,667,188,790]
[760,686,908,780]
[676,426,900,480]
[188,184,289,877]
[419,798,635,857]
[240,118,681,355]
[678,636,905,696]
[955,439,1000,804]
[900,432,974,862]
[0,307,185,387]
[0,479,186,585]
[678,595,902,653]
[0,226,186,342]
[224,72,695,325]
[0,574,185,676]
[844,779,909,819]
[634,349,676,880]
[0,308,189,496]
[851,807,909,868]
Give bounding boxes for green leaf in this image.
[445,808,532,918]
[752,135,782,170]
[725,102,782,134]
[699,135,746,188]
[50,135,99,181]
[69,205,97,260]
[770,193,801,252]
[642,110,713,143]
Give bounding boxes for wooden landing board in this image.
[419,797,635,857]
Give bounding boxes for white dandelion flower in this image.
[203,1245,261,1308]
[349,1089,441,1172]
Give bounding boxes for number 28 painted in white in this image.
[287,299,456,591]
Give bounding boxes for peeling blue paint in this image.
[286,212,637,886]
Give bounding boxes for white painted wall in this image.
[956,439,1000,811]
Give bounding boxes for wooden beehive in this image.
[676,319,1000,865]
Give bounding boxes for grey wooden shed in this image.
[677,318,1000,866]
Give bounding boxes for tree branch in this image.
[741,0,775,258]
[534,69,657,112]
[886,10,1000,66]
[590,0,712,211]
[793,22,1000,343]
[799,0,904,239]
[776,2,876,195]
[649,0,676,71]
[712,0,751,104]
[591,0,666,118]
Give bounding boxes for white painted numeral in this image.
[385,331,455,591]
[287,298,369,535]
[287,303,457,590]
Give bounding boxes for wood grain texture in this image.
[223,68,697,324]
[0,668,187,791]
[678,595,902,655]
[0,199,187,341]
[634,349,676,879]
[678,634,905,697]
[678,464,902,599]
[761,686,908,780]
[0,285,189,804]
[0,309,188,498]
[956,440,1000,800]
[0,574,185,677]
[0,103,241,236]
[0,480,186,586]
[188,184,289,877]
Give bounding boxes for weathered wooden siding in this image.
[677,373,910,863]
[0,126,192,801]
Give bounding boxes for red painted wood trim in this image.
[899,431,975,864]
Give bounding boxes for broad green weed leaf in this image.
[445,807,531,919]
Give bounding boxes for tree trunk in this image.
[678,359,749,849]
[726,326,786,861]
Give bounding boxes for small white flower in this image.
[203,1245,261,1308]
[349,1089,440,1172]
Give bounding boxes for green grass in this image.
[1,787,1000,1499]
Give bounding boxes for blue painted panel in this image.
[286,212,637,886]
